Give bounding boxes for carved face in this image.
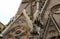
[51,4,60,14]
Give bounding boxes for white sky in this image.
[0,0,22,25]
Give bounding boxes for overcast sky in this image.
[0,0,22,25]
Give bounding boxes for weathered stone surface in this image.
[0,0,60,39]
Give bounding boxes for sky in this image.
[0,0,22,25]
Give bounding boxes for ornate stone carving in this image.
[4,25,30,39]
[0,0,60,39]
[51,4,60,14]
